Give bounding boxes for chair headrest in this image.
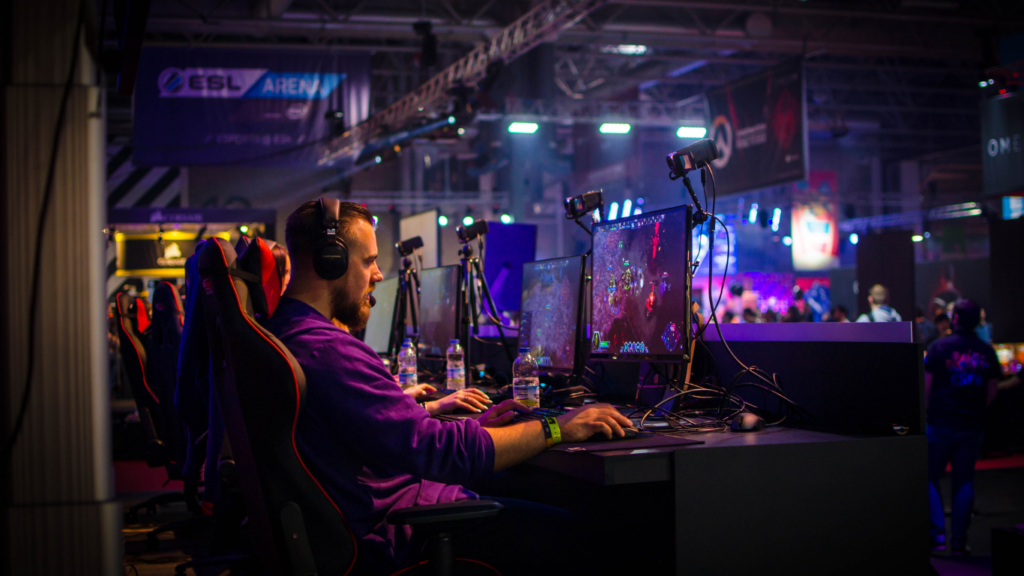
[234,236,251,255]
[237,238,283,320]
[152,281,184,327]
[135,295,152,333]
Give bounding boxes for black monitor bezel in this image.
[417,264,461,359]
[589,204,693,363]
[518,254,586,376]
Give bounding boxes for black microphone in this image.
[369,294,377,307]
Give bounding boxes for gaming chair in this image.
[115,292,195,522]
[145,281,190,479]
[196,237,503,576]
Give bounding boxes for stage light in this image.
[448,116,456,124]
[912,234,924,242]
[608,201,620,221]
[508,122,539,134]
[457,127,465,135]
[700,234,709,246]
[375,156,382,164]
[634,208,642,216]
[636,197,644,206]
[748,203,759,224]
[676,126,707,139]
[622,199,632,218]
[463,215,475,226]
[500,214,513,224]
[438,215,449,227]
[599,123,631,134]
[924,231,931,238]
[782,235,793,246]
[979,80,988,88]
[239,225,249,234]
[600,44,647,55]
[849,233,859,245]
[771,207,781,232]
[372,216,379,229]
[988,79,994,85]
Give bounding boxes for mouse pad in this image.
[551,434,703,452]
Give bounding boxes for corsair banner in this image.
[133,47,370,166]
[703,60,807,196]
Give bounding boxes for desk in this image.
[519,427,929,575]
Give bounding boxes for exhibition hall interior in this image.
[6,0,1024,574]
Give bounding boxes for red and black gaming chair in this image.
[197,237,503,576]
[115,292,196,522]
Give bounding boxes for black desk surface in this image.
[527,426,892,485]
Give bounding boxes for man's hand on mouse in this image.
[425,388,493,416]
[555,404,634,442]
[477,399,530,428]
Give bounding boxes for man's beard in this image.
[333,288,372,331]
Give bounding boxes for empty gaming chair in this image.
[197,237,503,576]
[115,293,194,522]
[176,251,211,490]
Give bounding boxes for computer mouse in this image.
[730,412,765,432]
[586,426,639,441]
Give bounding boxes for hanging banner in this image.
[704,60,807,195]
[133,47,370,167]
[981,91,1024,196]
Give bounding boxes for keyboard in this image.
[511,407,569,423]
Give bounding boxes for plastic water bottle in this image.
[446,339,465,390]
[398,339,418,390]
[512,348,540,409]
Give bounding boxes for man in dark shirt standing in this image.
[924,299,1001,555]
[264,200,633,574]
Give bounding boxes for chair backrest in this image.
[197,237,357,576]
[236,237,284,321]
[177,250,214,488]
[146,281,189,477]
[115,292,159,410]
[115,292,167,467]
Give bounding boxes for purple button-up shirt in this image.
[264,297,496,572]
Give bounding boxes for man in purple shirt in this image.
[265,200,632,574]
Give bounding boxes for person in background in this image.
[742,308,759,323]
[934,313,951,338]
[856,284,902,322]
[916,306,939,346]
[722,311,737,324]
[763,309,778,323]
[781,305,803,322]
[975,308,992,343]
[925,299,1001,556]
[829,305,850,323]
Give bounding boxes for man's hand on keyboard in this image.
[556,404,633,442]
[425,388,494,416]
[477,399,530,428]
[402,383,436,400]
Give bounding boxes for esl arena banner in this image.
[703,60,808,196]
[981,91,1024,196]
[133,47,370,167]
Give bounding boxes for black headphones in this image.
[313,198,349,280]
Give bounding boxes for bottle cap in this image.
[519,347,530,354]
[403,338,412,343]
[450,339,460,344]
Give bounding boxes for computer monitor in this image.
[363,277,399,355]
[417,265,460,357]
[518,256,584,375]
[590,204,693,362]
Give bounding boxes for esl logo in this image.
[159,68,184,94]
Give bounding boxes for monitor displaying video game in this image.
[518,256,585,374]
[418,266,460,357]
[591,205,692,361]
[363,277,399,355]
